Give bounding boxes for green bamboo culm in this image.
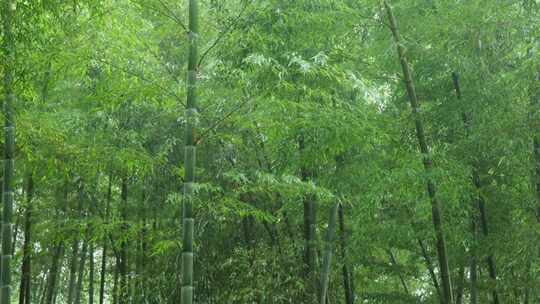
[181,0,199,303]
[1,0,16,303]
[452,72,499,304]
[319,203,338,304]
[382,2,454,304]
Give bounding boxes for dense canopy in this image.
[1,0,540,303]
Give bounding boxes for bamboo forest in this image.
[2,0,540,303]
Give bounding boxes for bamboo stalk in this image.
[1,1,16,302]
[338,204,355,304]
[320,204,339,304]
[44,182,69,304]
[452,72,500,304]
[383,2,454,303]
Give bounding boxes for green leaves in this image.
[7,0,540,303]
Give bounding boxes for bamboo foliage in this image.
[0,1,537,303]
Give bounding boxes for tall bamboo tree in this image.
[383,2,454,303]
[300,136,318,301]
[452,72,500,303]
[181,0,199,303]
[1,0,16,302]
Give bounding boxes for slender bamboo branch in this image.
[387,249,410,296]
[134,0,188,33]
[417,238,442,302]
[156,0,188,32]
[98,58,186,107]
[198,2,251,67]
[196,98,251,144]
[137,37,182,84]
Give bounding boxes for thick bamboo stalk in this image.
[181,0,199,303]
[383,2,454,303]
[299,135,318,300]
[1,1,16,302]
